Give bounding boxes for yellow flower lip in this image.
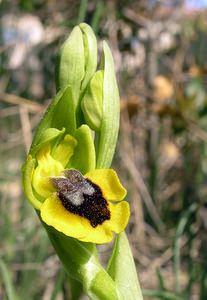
[40,168,129,244]
[51,169,111,228]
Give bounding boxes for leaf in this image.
[107,232,143,300]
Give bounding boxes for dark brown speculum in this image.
[51,169,110,227]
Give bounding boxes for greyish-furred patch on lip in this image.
[51,169,111,227]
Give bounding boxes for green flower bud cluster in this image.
[56,23,120,168]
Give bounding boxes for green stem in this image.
[143,289,183,300]
[173,203,197,293]
[77,0,88,24]
[0,259,19,300]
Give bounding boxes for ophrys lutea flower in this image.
[30,132,130,244]
[21,22,142,300]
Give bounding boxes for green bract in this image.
[22,23,143,300]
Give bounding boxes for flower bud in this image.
[55,23,97,124]
[96,42,120,168]
[81,70,104,131]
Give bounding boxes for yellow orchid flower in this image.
[32,134,130,244]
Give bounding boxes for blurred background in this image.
[1,0,207,299]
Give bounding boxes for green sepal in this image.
[44,224,119,300]
[56,25,85,98]
[107,232,143,300]
[68,124,96,174]
[30,128,65,157]
[81,70,104,131]
[22,155,42,209]
[79,23,98,94]
[96,42,120,168]
[50,87,76,134]
[31,85,76,151]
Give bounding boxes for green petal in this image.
[69,125,96,174]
